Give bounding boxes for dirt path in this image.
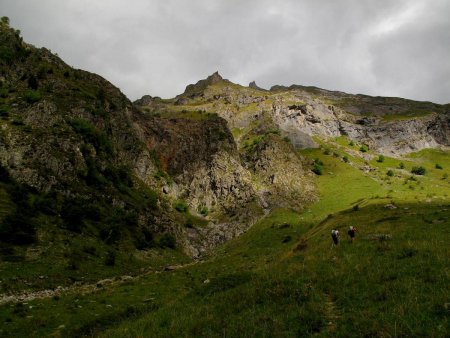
[0,262,198,306]
[323,293,340,333]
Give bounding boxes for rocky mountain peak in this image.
[182,71,226,97]
[207,71,223,84]
[249,81,265,91]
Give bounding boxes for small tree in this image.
[312,158,324,175]
[360,144,369,153]
[411,166,426,175]
[1,16,9,25]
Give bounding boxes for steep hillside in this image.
[1,143,447,337]
[0,20,314,277]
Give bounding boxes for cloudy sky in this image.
[2,0,449,103]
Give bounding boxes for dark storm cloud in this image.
[1,0,449,103]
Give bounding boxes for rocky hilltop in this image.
[141,75,449,158]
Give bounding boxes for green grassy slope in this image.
[1,145,448,337]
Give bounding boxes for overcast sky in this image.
[2,0,449,103]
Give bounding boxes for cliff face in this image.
[0,22,274,256]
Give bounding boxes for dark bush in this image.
[343,156,349,163]
[0,212,36,245]
[159,233,176,249]
[435,163,443,170]
[60,198,85,233]
[312,158,324,175]
[27,74,38,89]
[135,229,155,250]
[0,164,10,182]
[386,170,394,177]
[104,250,116,266]
[377,155,385,163]
[411,166,426,175]
[185,217,194,228]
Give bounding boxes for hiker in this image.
[331,229,340,246]
[348,226,357,242]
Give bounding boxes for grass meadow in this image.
[0,145,449,337]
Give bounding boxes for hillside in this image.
[0,18,449,337]
[1,142,448,337]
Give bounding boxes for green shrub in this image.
[323,148,331,155]
[435,163,443,170]
[174,200,188,212]
[411,166,426,175]
[349,140,354,146]
[386,170,394,177]
[377,155,385,163]
[342,156,349,163]
[24,89,42,103]
[145,189,158,209]
[398,162,405,169]
[313,158,324,166]
[312,158,324,175]
[312,163,323,175]
[360,144,369,152]
[71,118,113,155]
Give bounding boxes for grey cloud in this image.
[1,0,449,103]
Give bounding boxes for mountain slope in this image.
[137,73,449,156]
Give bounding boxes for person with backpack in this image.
[348,226,357,242]
[331,229,340,246]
